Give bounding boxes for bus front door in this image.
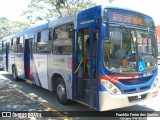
[73,27,97,108]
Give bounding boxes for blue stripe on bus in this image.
[99,84,106,91]
[31,58,42,87]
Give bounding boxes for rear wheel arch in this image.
[51,73,63,92]
[51,73,69,104]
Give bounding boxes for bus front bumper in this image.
[99,87,159,111]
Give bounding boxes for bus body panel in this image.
[99,86,159,111]
[31,54,48,89]
[47,55,72,99]
[2,23,49,80]
[14,53,25,78]
[8,45,15,73]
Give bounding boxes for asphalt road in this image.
[0,68,160,120]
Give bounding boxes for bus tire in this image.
[12,66,18,81]
[56,77,68,105]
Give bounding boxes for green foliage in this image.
[0,17,30,40]
[22,0,96,23]
[108,0,114,3]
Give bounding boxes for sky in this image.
[0,0,29,21]
[0,0,160,25]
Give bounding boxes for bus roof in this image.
[2,5,154,41]
[2,22,48,40]
[48,14,77,29]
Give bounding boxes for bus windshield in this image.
[103,26,157,73]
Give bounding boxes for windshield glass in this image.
[103,26,157,73]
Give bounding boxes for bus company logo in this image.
[80,20,95,25]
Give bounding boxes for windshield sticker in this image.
[138,61,145,72]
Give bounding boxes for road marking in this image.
[26,79,33,84]
[25,79,72,119]
[0,71,74,119]
[37,100,72,120]
[76,100,89,107]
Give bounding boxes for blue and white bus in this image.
[0,42,2,68]
[1,6,159,111]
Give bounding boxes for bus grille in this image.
[140,86,150,91]
[119,76,152,85]
[123,86,150,94]
[124,88,136,93]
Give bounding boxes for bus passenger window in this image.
[49,29,53,41]
[37,32,41,42]
[52,24,73,55]
[13,38,17,53]
[10,39,14,53]
[17,37,24,53]
[36,30,51,53]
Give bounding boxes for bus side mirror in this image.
[102,23,109,41]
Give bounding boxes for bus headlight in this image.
[151,77,159,89]
[101,79,122,95]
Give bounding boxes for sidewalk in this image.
[0,70,71,119]
[0,78,45,111]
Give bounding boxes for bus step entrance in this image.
[77,79,96,106]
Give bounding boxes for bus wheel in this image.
[56,77,68,105]
[12,66,18,81]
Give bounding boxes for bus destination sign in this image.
[107,9,155,28]
[111,13,144,25]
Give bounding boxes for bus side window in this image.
[37,32,41,42]
[10,39,14,53]
[52,24,73,55]
[15,37,20,53]
[37,30,50,53]
[33,32,41,53]
[2,41,6,55]
[13,38,17,53]
[33,33,37,53]
[17,37,24,53]
[49,29,53,41]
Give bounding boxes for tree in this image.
[108,0,114,3]
[22,0,96,24]
[0,17,30,40]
